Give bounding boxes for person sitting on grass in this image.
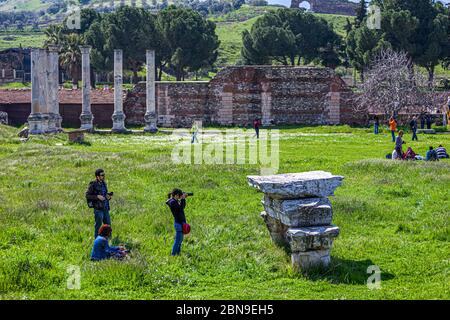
[395,130,405,160]
[404,147,417,160]
[435,145,449,159]
[91,224,128,261]
[425,146,439,161]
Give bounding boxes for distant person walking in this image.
[86,169,114,239]
[410,116,418,141]
[253,118,261,139]
[191,121,200,144]
[420,112,425,129]
[166,188,191,256]
[389,116,397,142]
[374,115,379,135]
[395,130,405,160]
[426,114,432,130]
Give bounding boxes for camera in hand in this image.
[108,192,114,196]
[184,192,194,196]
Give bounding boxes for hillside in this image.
[0,5,352,67]
[213,6,353,65]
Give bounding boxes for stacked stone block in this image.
[247,171,344,271]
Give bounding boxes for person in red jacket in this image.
[253,118,261,139]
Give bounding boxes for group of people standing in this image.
[85,169,191,261]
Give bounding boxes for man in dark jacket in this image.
[410,116,418,141]
[86,169,113,238]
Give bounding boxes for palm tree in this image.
[44,24,64,47]
[60,33,83,87]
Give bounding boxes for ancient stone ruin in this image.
[247,171,343,271]
[290,0,358,16]
[26,47,158,135]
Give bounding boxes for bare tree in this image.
[355,49,435,117]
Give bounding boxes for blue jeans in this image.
[412,128,418,141]
[391,130,396,142]
[94,209,111,239]
[374,124,379,134]
[172,223,184,256]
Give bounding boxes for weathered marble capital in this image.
[247,171,344,199]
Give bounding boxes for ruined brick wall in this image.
[124,65,357,128]
[124,82,210,128]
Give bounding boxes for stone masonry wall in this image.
[123,65,357,128]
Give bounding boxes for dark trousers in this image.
[395,147,403,160]
[391,130,396,142]
[172,222,184,256]
[94,209,111,239]
[255,127,260,139]
[412,128,418,141]
[374,124,379,134]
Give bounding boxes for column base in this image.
[144,112,158,133]
[27,113,44,135]
[41,114,50,133]
[80,112,94,131]
[112,112,127,133]
[144,125,158,133]
[46,113,59,133]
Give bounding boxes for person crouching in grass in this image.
[90,224,128,261]
[166,188,190,256]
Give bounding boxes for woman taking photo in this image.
[166,188,190,256]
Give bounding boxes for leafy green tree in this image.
[355,0,367,27]
[241,9,341,68]
[381,0,449,84]
[346,25,388,81]
[98,6,161,82]
[157,6,220,81]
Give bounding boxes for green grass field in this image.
[0,124,449,299]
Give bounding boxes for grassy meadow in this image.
[0,124,449,299]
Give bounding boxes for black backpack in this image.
[86,181,95,208]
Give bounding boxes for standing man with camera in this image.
[86,169,114,239]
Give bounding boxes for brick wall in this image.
[124,66,357,128]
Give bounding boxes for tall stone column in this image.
[112,49,127,132]
[48,45,61,132]
[38,49,50,133]
[144,50,158,133]
[28,48,44,134]
[80,46,94,131]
